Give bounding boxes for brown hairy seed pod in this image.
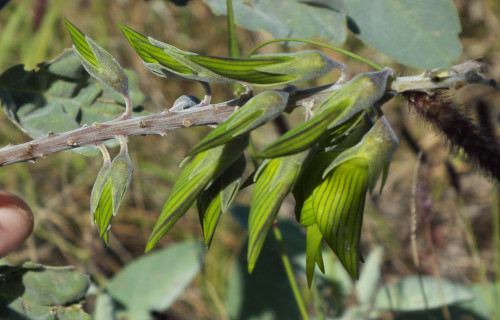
[403,90,500,181]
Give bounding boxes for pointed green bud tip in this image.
[254,50,344,84]
[314,157,370,279]
[257,68,395,159]
[187,90,289,156]
[247,151,310,272]
[65,18,129,96]
[323,116,399,192]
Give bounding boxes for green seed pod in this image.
[248,150,310,272]
[257,68,395,158]
[187,90,289,156]
[146,136,249,252]
[120,24,344,86]
[92,139,134,245]
[65,19,129,98]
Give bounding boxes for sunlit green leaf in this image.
[65,18,129,97]
[120,24,341,86]
[198,154,246,248]
[247,151,310,272]
[107,241,204,320]
[258,68,394,158]
[146,136,249,252]
[313,157,369,279]
[204,0,347,45]
[188,90,289,156]
[375,275,473,311]
[345,0,461,68]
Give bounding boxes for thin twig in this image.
[0,60,495,167]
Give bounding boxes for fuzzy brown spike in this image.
[403,91,500,182]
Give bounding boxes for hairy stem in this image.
[0,60,493,167]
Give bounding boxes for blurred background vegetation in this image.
[1,0,500,319]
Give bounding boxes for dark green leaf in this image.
[345,0,462,68]
[0,50,146,154]
[204,0,347,45]
[0,262,90,319]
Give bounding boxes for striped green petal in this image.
[65,18,128,96]
[247,151,310,272]
[323,116,399,192]
[90,157,110,222]
[254,50,343,84]
[313,158,369,279]
[197,154,246,248]
[119,24,193,77]
[188,90,289,156]
[258,68,395,159]
[146,136,249,252]
[306,223,325,287]
[120,25,343,86]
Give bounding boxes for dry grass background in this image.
[1,0,500,318]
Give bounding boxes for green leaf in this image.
[93,150,134,244]
[107,241,204,320]
[375,275,474,311]
[458,282,500,319]
[188,90,289,156]
[146,136,249,252]
[313,158,369,279]
[0,49,146,153]
[64,18,129,97]
[204,0,347,45]
[0,262,90,319]
[345,0,462,68]
[247,151,309,272]
[258,68,394,158]
[197,154,246,248]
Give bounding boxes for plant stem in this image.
[273,222,309,320]
[0,61,490,167]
